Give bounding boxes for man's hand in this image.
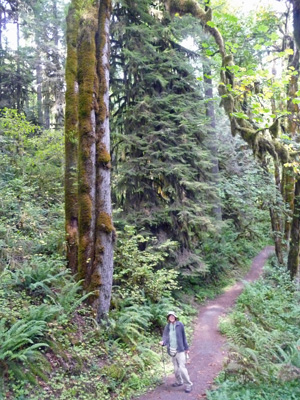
[159,341,164,346]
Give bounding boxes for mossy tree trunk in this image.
[287,178,300,279]
[287,3,300,276]
[94,0,114,318]
[284,46,299,247]
[65,0,114,321]
[65,2,79,274]
[270,161,284,265]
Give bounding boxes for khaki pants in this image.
[172,351,193,388]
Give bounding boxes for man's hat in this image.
[167,311,178,319]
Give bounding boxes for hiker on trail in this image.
[159,311,193,393]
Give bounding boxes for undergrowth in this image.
[1,109,272,399]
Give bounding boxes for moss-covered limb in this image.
[165,0,225,57]
[287,177,300,278]
[77,4,98,286]
[65,1,80,274]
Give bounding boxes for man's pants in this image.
[172,351,193,388]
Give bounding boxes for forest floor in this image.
[135,245,274,400]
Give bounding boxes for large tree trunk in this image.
[284,47,299,247]
[65,2,79,274]
[287,178,300,279]
[270,161,284,265]
[66,0,114,321]
[93,0,114,320]
[293,0,300,51]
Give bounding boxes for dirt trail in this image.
[136,246,274,400]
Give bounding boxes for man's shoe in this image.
[185,386,193,393]
[172,382,183,387]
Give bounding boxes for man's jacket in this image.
[162,321,189,352]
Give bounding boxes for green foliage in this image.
[113,226,179,304]
[0,109,64,271]
[5,255,67,295]
[0,317,50,385]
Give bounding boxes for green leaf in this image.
[230,112,249,120]
[206,21,216,28]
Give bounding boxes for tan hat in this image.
[167,311,178,319]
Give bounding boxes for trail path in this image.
[136,246,274,400]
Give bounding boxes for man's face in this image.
[168,314,176,323]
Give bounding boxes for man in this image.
[160,311,193,393]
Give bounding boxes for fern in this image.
[0,317,49,384]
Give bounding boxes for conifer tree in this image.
[111,0,216,273]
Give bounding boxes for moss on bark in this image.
[97,211,114,234]
[65,2,80,274]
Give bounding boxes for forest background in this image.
[1,0,300,399]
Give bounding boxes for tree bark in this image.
[66,0,114,321]
[293,0,300,50]
[52,0,64,129]
[269,161,284,265]
[287,178,300,279]
[94,0,114,320]
[65,2,79,274]
[284,47,299,247]
[36,50,43,126]
[16,1,21,112]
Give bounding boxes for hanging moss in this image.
[97,211,114,233]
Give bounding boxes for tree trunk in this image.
[53,0,64,129]
[16,2,21,112]
[66,0,114,321]
[43,80,51,129]
[203,63,222,221]
[293,0,300,50]
[36,50,43,126]
[284,47,299,247]
[269,161,284,265]
[94,0,114,320]
[65,2,79,274]
[287,177,300,279]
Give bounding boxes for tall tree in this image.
[111,0,217,274]
[65,0,114,321]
